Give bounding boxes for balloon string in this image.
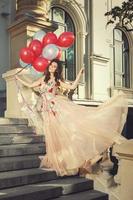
[15,64,31,76]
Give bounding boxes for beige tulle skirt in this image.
[37,92,128,176]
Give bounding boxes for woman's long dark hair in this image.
[44,59,64,83]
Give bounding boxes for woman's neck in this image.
[50,73,55,81]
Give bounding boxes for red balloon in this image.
[56,49,62,60]
[29,39,42,56]
[57,32,75,48]
[32,57,49,72]
[42,32,57,47]
[19,47,36,64]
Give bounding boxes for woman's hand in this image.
[15,75,18,80]
[80,67,85,74]
[15,74,22,81]
[14,74,31,87]
[14,74,43,88]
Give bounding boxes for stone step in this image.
[53,190,108,200]
[0,134,45,145]
[0,168,57,189]
[0,118,28,125]
[0,143,45,157]
[0,183,62,200]
[0,177,108,200]
[43,176,93,195]
[0,155,42,172]
[0,125,35,134]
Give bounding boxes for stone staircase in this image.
[0,117,108,200]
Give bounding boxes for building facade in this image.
[0,2,133,199]
[0,0,133,110]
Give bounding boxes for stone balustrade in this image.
[2,68,34,118]
[113,139,133,200]
[86,139,133,200]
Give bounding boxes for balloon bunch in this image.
[19,30,75,76]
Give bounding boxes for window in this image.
[113,28,130,88]
[50,7,76,81]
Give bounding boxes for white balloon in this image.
[33,30,46,42]
[42,44,59,60]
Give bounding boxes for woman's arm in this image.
[15,75,44,88]
[59,67,84,90]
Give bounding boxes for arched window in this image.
[113,28,130,88]
[50,7,76,81]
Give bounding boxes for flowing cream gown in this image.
[16,77,128,176]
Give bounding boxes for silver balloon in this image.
[42,44,59,60]
[33,30,46,42]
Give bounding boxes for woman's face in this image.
[48,62,58,73]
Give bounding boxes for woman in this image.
[15,59,128,176]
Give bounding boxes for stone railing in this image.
[86,139,133,200]
[2,68,34,118]
[113,139,133,200]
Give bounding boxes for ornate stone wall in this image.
[16,0,51,20]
